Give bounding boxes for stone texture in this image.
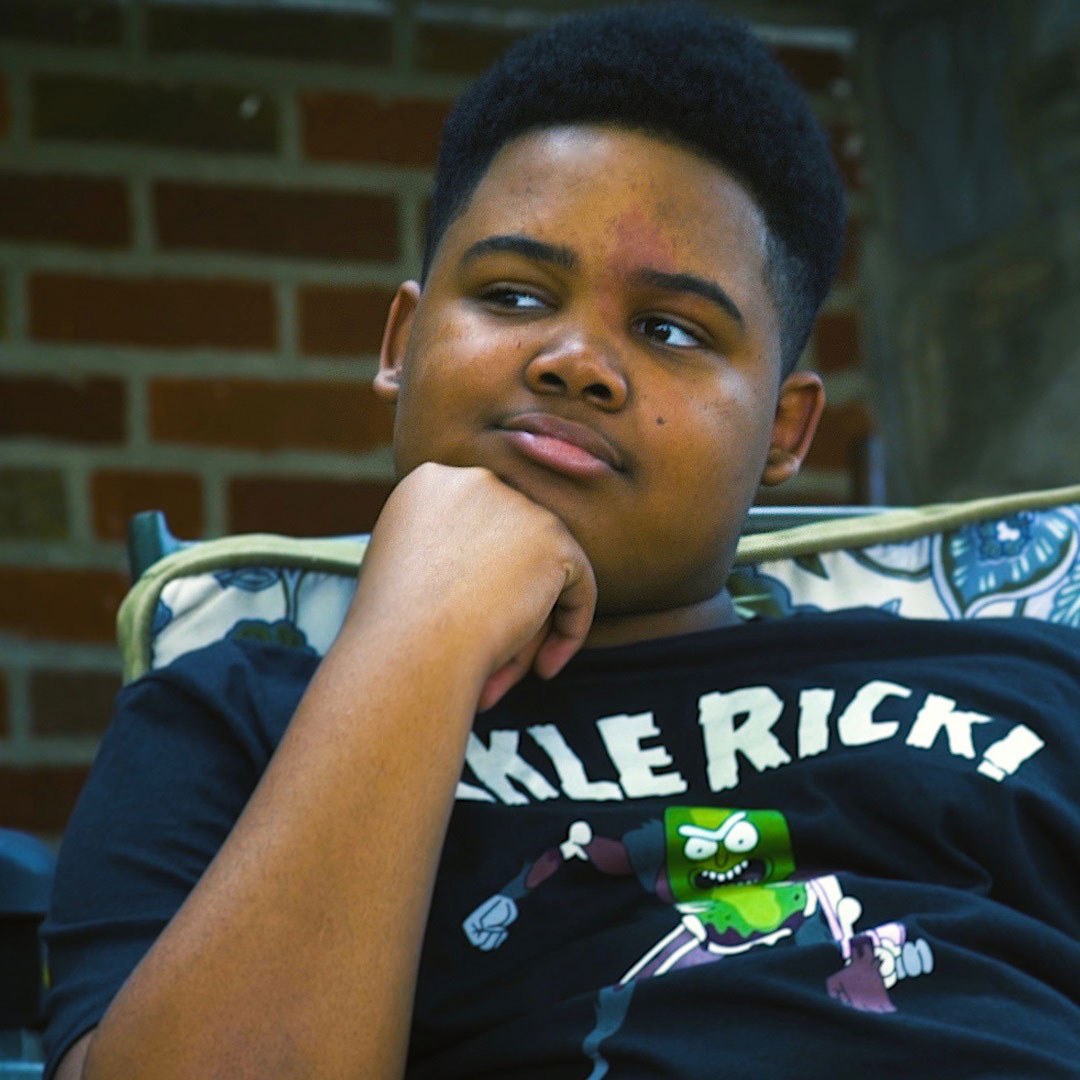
[0,566,128,643]
[837,219,860,286]
[29,272,276,350]
[32,74,279,155]
[856,0,1080,500]
[148,377,393,454]
[0,765,90,834]
[91,469,203,542]
[0,171,130,248]
[297,284,397,357]
[0,374,125,443]
[154,181,398,263]
[829,122,865,191]
[300,92,450,169]
[148,3,392,67]
[0,468,68,541]
[0,0,121,46]
[228,476,394,536]
[0,73,10,140]
[30,669,121,737]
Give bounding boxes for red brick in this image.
[297,284,396,357]
[804,401,875,473]
[0,566,128,643]
[0,74,10,139]
[30,668,121,738]
[0,765,90,835]
[154,180,398,263]
[229,476,393,536]
[0,0,121,46]
[91,469,203,542]
[0,171,130,248]
[32,74,278,155]
[813,311,863,373]
[0,374,125,443]
[29,273,276,350]
[830,123,865,191]
[415,20,527,77]
[148,4,392,67]
[774,45,848,96]
[301,91,450,169]
[149,377,393,454]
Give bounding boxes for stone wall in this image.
[856,0,1080,502]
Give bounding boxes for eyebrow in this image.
[632,268,744,328]
[460,234,578,271]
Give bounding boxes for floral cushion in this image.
[118,485,1080,684]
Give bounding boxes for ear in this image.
[373,280,422,403]
[760,370,825,487]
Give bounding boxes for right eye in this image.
[481,287,547,311]
[683,838,719,862]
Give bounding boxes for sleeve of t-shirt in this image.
[39,639,318,1080]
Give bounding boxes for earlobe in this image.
[374,280,422,403]
[761,371,825,487]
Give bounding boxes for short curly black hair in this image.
[423,2,846,374]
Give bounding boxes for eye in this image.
[683,837,719,862]
[634,315,704,349]
[723,820,759,854]
[481,286,547,311]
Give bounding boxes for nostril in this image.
[538,372,565,389]
[587,382,613,402]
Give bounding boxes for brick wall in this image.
[0,0,869,837]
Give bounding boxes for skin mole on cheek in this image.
[656,416,666,426]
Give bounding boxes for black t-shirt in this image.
[42,610,1080,1078]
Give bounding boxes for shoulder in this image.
[116,636,321,749]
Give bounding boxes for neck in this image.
[584,587,742,650]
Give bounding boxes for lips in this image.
[499,412,623,479]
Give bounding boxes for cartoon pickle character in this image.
[463,806,934,1014]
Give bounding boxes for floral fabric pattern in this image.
[149,502,1080,672]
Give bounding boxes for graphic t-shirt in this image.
[42,610,1080,1078]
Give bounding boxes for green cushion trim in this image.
[118,535,369,682]
[733,482,1080,564]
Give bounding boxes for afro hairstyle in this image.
[423,2,846,374]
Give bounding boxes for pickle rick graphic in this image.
[463,807,935,1050]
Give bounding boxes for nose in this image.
[524,330,628,411]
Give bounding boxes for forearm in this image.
[81,617,486,1080]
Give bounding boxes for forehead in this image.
[435,125,771,287]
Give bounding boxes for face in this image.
[664,806,805,943]
[377,125,822,628]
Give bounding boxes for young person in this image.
[42,5,1080,1078]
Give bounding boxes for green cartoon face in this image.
[664,807,804,941]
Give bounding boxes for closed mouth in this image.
[500,412,623,472]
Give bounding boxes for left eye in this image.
[723,821,759,854]
[635,316,702,349]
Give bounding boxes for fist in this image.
[462,894,519,951]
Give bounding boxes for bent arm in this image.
[57,464,594,1080]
